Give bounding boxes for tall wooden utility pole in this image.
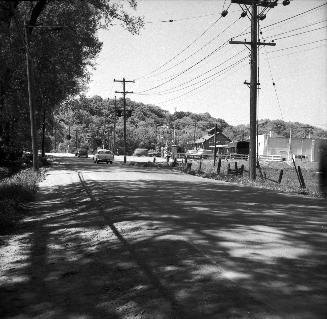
[24,21,38,171]
[113,96,117,154]
[114,78,134,163]
[229,0,284,180]
[213,123,218,166]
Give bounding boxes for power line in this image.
[261,2,327,30]
[156,56,248,105]
[263,48,284,121]
[135,16,224,80]
[139,17,242,80]
[267,38,327,54]
[137,49,247,96]
[157,55,249,96]
[265,17,327,37]
[145,12,220,24]
[137,40,232,93]
[272,25,327,41]
[234,3,327,39]
[268,43,327,60]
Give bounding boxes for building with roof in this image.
[187,127,231,154]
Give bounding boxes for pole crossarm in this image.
[115,91,134,94]
[231,0,278,8]
[230,40,276,46]
[114,79,135,83]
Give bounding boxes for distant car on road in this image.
[75,148,88,158]
[93,149,114,164]
[133,148,148,156]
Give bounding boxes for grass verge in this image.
[175,159,324,198]
[0,168,44,233]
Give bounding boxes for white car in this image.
[93,149,114,164]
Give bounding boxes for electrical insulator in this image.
[259,14,266,21]
[283,0,290,6]
[241,11,247,18]
[221,10,228,17]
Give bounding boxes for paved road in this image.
[1,156,326,319]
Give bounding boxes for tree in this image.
[0,0,143,166]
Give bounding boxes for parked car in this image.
[93,149,114,164]
[75,148,88,158]
[133,148,148,156]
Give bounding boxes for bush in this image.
[0,169,42,232]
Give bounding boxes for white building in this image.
[257,134,327,162]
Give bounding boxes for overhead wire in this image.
[267,38,327,54]
[157,55,248,105]
[136,49,247,96]
[134,16,224,80]
[136,2,327,109]
[137,40,231,93]
[145,12,220,24]
[272,25,327,41]
[234,2,327,40]
[261,2,327,30]
[260,25,284,121]
[268,43,327,60]
[141,16,242,80]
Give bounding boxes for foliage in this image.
[0,168,41,232]
[0,1,144,158]
[53,95,327,155]
[53,96,230,154]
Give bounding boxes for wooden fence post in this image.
[292,157,302,187]
[278,169,283,184]
[297,166,306,189]
[217,158,221,174]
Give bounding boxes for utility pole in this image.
[213,123,218,166]
[229,0,284,180]
[24,21,38,171]
[113,96,117,154]
[114,78,134,163]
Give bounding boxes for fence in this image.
[258,154,282,162]
[216,153,249,160]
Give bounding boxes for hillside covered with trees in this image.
[51,95,327,155]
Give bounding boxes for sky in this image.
[86,0,327,129]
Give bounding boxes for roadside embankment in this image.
[0,168,43,233]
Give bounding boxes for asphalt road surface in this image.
[1,156,326,319]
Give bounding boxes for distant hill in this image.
[55,96,327,153]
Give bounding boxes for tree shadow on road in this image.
[0,162,326,318]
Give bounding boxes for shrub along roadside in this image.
[0,169,43,232]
